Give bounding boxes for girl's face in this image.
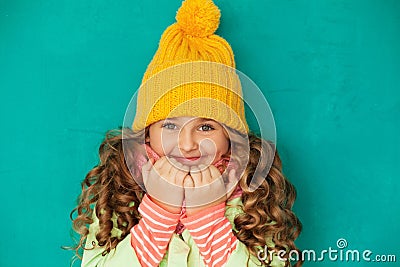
[146,117,230,166]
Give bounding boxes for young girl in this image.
[70,0,302,266]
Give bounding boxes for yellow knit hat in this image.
[132,0,248,134]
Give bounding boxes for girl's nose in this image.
[178,127,198,153]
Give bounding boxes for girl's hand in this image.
[142,156,189,213]
[184,165,237,215]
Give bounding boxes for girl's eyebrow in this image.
[163,117,217,124]
[199,119,219,125]
[197,118,216,123]
[160,118,183,125]
[162,118,179,123]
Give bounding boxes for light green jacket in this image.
[81,197,285,267]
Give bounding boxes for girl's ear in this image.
[145,127,150,143]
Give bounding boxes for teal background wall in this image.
[1,0,399,266]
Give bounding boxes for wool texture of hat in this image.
[132,0,249,134]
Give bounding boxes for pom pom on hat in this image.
[176,0,221,37]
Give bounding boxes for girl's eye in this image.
[198,124,214,131]
[162,123,177,130]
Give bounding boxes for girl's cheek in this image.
[199,139,218,156]
[160,138,177,155]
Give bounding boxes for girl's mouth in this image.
[172,156,211,166]
[174,157,201,163]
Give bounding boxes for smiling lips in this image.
[174,156,201,163]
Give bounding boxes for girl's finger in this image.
[170,158,189,173]
[155,157,174,180]
[168,160,181,185]
[190,166,202,187]
[199,164,212,184]
[142,160,155,187]
[169,158,189,186]
[175,170,189,187]
[183,175,194,188]
[152,156,167,170]
[208,165,222,183]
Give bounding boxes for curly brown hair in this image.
[233,134,302,266]
[70,127,302,266]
